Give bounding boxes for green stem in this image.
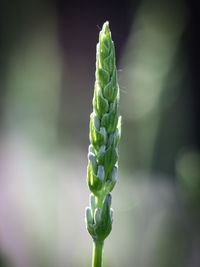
[92,240,104,267]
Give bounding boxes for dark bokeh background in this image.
[0,0,200,266]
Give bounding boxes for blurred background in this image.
[0,0,200,266]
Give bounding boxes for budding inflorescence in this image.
[85,22,121,242]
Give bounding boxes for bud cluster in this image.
[86,22,121,241]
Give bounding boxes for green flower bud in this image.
[85,207,95,238]
[105,167,117,193]
[88,160,103,195]
[94,194,112,241]
[93,83,109,119]
[86,194,113,241]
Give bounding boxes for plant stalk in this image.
[92,240,104,267]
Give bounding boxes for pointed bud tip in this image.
[102,21,110,34]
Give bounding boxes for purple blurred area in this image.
[0,0,200,266]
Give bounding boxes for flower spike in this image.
[85,21,121,267]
